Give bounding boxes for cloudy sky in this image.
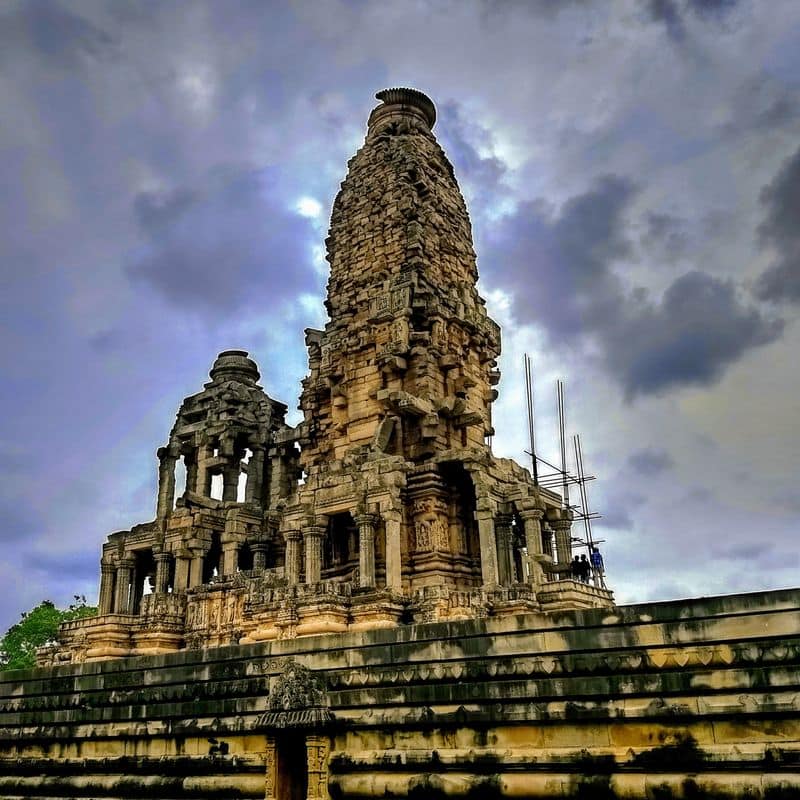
[1,0,798,633]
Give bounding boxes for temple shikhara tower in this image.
[47,88,612,663]
[8,89,800,800]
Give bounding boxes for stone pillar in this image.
[541,524,554,558]
[173,549,191,591]
[251,539,268,571]
[552,514,573,572]
[114,557,134,614]
[99,560,116,614]
[245,446,265,505]
[131,564,146,614]
[354,513,378,588]
[188,548,205,587]
[264,734,277,800]
[304,524,326,585]
[194,444,210,496]
[221,538,240,576]
[222,464,239,502]
[475,509,499,587]
[383,511,402,591]
[519,508,546,587]
[494,513,514,587]
[154,551,172,593]
[285,530,302,586]
[156,448,177,519]
[306,733,331,800]
[185,451,198,498]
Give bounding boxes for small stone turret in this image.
[156,349,288,515]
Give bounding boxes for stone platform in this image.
[2,587,800,798]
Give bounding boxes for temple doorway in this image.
[275,732,307,800]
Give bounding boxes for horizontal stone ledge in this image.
[0,713,267,741]
[0,677,271,712]
[321,646,800,688]
[325,689,800,726]
[0,697,268,727]
[5,634,799,706]
[328,743,800,770]
[330,771,800,799]
[1,683,799,735]
[6,646,798,716]
[0,772,265,797]
[326,668,800,708]
[0,753,265,775]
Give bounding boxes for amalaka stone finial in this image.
[367,87,437,134]
[209,349,260,384]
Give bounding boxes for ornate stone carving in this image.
[258,661,333,730]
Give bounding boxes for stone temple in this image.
[47,87,612,664]
[3,89,800,799]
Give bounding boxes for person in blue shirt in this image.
[590,547,605,588]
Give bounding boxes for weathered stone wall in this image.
[3,588,800,798]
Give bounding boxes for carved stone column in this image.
[306,734,331,800]
[552,513,573,572]
[173,548,191,591]
[99,559,116,614]
[354,513,378,588]
[154,550,172,594]
[156,447,177,520]
[244,445,265,505]
[194,443,211,496]
[519,508,545,587]
[285,530,302,586]
[221,537,240,576]
[114,557,134,614]
[494,512,514,586]
[222,464,239,502]
[383,510,402,591]
[304,525,326,585]
[475,509,499,587]
[251,538,269,571]
[188,548,205,587]
[263,734,277,800]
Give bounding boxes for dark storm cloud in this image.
[437,102,507,217]
[646,0,687,41]
[484,175,634,340]
[686,0,739,17]
[126,166,320,313]
[754,147,800,304]
[641,211,690,262]
[607,271,783,397]
[628,448,674,476]
[599,506,635,531]
[645,0,739,41]
[0,0,117,70]
[721,76,800,136]
[485,179,783,398]
[713,542,799,570]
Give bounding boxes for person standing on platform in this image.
[590,546,606,588]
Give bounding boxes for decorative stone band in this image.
[257,706,334,730]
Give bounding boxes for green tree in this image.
[0,596,96,671]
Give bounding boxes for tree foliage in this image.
[0,596,96,671]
